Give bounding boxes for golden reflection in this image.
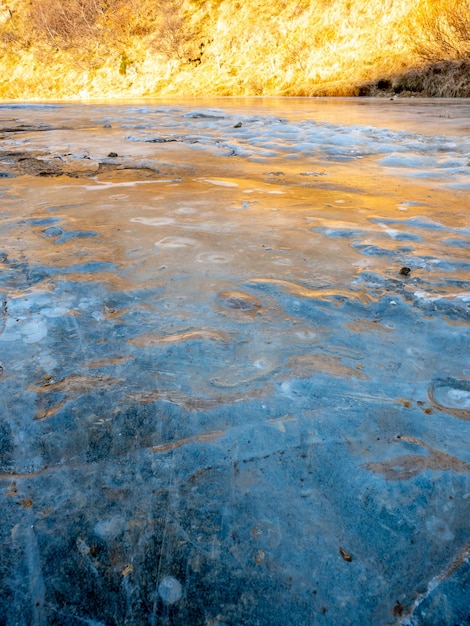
[32,374,123,420]
[364,436,470,480]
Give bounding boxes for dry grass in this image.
[409,0,470,62]
[0,0,469,99]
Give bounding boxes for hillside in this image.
[0,0,469,99]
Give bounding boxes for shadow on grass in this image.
[303,59,470,98]
[357,59,470,98]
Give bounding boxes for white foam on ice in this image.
[120,105,469,187]
[130,217,175,226]
[0,315,48,344]
[199,178,239,187]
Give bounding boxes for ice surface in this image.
[0,98,469,626]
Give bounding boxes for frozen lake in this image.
[0,98,469,625]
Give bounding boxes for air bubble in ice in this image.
[196,251,232,264]
[426,516,454,542]
[94,516,126,540]
[429,378,470,415]
[155,236,198,248]
[158,576,182,605]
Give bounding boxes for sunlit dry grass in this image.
[0,0,469,99]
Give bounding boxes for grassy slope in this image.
[0,0,469,99]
